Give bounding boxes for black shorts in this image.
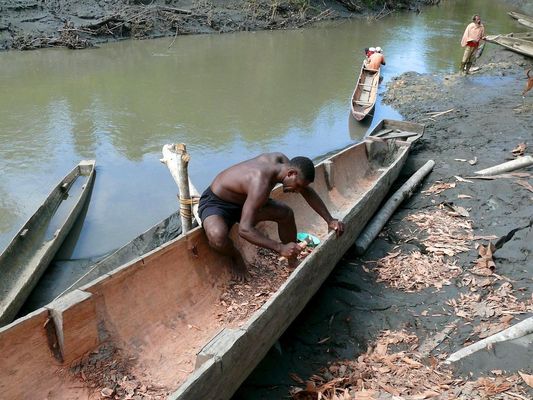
[198,186,243,227]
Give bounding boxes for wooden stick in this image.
[380,131,420,140]
[475,155,533,176]
[161,144,201,230]
[354,160,435,255]
[426,108,455,117]
[445,317,533,363]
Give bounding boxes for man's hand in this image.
[328,219,345,237]
[279,242,302,259]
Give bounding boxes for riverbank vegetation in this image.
[1,0,440,51]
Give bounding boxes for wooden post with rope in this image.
[160,143,201,233]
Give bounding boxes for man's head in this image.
[282,156,315,193]
[375,46,382,53]
[472,14,481,24]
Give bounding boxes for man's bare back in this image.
[210,152,289,205]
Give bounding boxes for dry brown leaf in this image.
[511,143,527,157]
[423,181,456,195]
[518,371,533,388]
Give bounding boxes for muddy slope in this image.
[0,0,438,51]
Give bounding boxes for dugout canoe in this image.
[351,61,381,121]
[508,11,533,29]
[0,160,95,327]
[486,34,533,58]
[0,137,420,400]
[367,119,425,143]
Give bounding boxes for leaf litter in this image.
[289,330,532,400]
[293,204,533,400]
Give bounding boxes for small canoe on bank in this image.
[0,133,423,400]
[508,11,533,29]
[367,119,425,143]
[0,160,95,327]
[351,61,381,121]
[486,34,533,58]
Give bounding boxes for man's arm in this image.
[238,178,301,258]
[300,187,345,236]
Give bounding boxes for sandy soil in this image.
[235,46,533,399]
[0,0,437,51]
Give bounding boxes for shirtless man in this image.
[366,51,386,70]
[198,153,345,281]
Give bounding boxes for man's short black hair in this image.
[290,156,315,182]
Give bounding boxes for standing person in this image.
[367,50,386,70]
[460,14,486,74]
[198,153,345,281]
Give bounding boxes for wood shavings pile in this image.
[70,343,169,399]
[217,246,314,325]
[371,250,461,292]
[446,282,533,325]
[404,208,473,256]
[289,330,532,400]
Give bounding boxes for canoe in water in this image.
[0,134,421,399]
[351,61,381,121]
[0,160,95,327]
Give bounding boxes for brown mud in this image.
[0,0,438,51]
[234,46,533,399]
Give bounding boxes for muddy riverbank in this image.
[235,46,533,399]
[0,0,439,51]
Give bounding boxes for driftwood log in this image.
[475,155,533,176]
[445,316,533,363]
[354,160,435,254]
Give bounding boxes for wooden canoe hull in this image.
[351,62,380,121]
[0,139,416,400]
[486,34,533,58]
[0,160,96,327]
[508,11,533,28]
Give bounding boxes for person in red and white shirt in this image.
[460,14,486,74]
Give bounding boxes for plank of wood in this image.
[380,131,421,140]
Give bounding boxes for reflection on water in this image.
[0,0,524,259]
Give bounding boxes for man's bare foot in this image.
[231,257,250,282]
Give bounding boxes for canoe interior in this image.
[0,161,95,327]
[506,32,533,41]
[367,119,425,142]
[351,64,380,121]
[0,141,411,399]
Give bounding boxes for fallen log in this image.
[354,160,435,255]
[475,155,533,176]
[445,316,533,363]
